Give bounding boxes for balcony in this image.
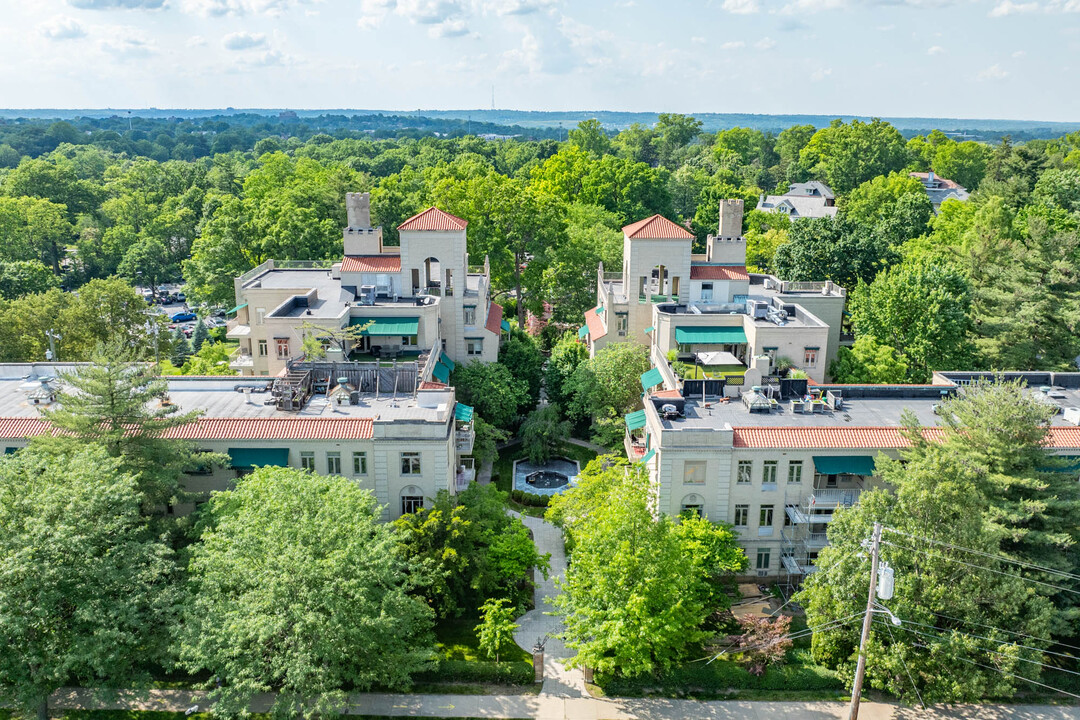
[226,318,251,338]
[229,348,254,370]
[455,457,475,490]
[456,428,475,455]
[808,487,862,508]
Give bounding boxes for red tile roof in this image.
[419,381,448,390]
[690,264,750,281]
[652,389,683,399]
[398,207,468,232]
[584,307,607,341]
[0,417,375,441]
[622,214,694,240]
[733,425,1080,451]
[485,301,504,335]
[341,255,402,273]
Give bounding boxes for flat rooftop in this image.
[0,366,450,425]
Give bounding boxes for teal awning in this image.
[813,456,876,476]
[228,447,289,469]
[439,353,455,371]
[349,317,419,336]
[432,362,450,383]
[455,403,474,422]
[500,319,510,332]
[640,448,656,463]
[640,367,664,390]
[675,326,748,345]
[596,306,604,315]
[578,326,589,339]
[644,326,654,334]
[625,409,647,431]
[226,302,248,315]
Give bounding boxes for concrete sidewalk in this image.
[47,687,1080,719]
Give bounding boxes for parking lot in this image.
[141,284,226,339]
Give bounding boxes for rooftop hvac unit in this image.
[661,403,679,419]
[359,285,376,305]
[748,299,769,319]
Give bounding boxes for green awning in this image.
[349,317,419,336]
[644,326,654,334]
[675,326,748,345]
[228,447,289,469]
[432,362,450,383]
[640,448,656,463]
[439,353,455,371]
[813,456,876,476]
[500,319,510,332]
[455,403,474,422]
[640,367,664,391]
[226,302,248,315]
[578,326,589,339]
[625,409,647,430]
[596,306,604,315]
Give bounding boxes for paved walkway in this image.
[47,687,1080,719]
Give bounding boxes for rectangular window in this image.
[463,306,477,325]
[763,346,778,361]
[401,495,424,515]
[803,347,818,367]
[401,335,417,347]
[788,461,803,484]
[683,460,706,485]
[353,451,367,475]
[756,548,771,571]
[401,451,421,475]
[700,282,713,301]
[466,338,483,356]
[762,460,778,485]
[617,314,628,336]
[256,307,265,325]
[737,460,752,484]
[326,451,341,475]
[258,340,268,357]
[300,451,315,472]
[275,338,290,359]
[734,504,749,527]
[758,504,774,536]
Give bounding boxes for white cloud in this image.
[811,67,832,81]
[927,45,944,55]
[720,40,745,49]
[722,0,759,13]
[428,18,469,36]
[989,0,1039,14]
[754,36,776,50]
[38,16,86,40]
[396,0,465,23]
[222,31,268,50]
[68,0,165,8]
[180,0,311,16]
[98,26,157,56]
[186,35,207,46]
[1012,49,1026,57]
[977,63,1009,80]
[480,0,557,14]
[358,0,396,28]
[778,0,843,14]
[691,36,706,44]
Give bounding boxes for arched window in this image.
[680,493,704,518]
[400,485,425,516]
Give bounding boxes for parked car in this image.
[171,312,197,322]
[176,292,186,302]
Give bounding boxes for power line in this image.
[883,527,1080,584]
[905,639,1080,702]
[891,618,1080,665]
[882,617,926,710]
[876,539,1080,595]
[924,610,1080,656]
[707,611,864,662]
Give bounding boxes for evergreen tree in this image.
[190,318,209,353]
[37,341,221,510]
[171,327,192,366]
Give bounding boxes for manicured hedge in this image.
[510,489,551,507]
[597,650,843,697]
[416,658,535,685]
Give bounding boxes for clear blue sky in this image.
[1,0,1076,121]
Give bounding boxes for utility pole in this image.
[45,330,60,362]
[849,521,882,720]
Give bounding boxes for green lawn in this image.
[492,440,600,516]
[435,613,530,663]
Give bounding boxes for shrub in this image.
[416,659,534,686]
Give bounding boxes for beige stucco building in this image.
[583,199,848,384]
[227,194,505,377]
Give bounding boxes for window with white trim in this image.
[734,504,749,527]
[300,451,315,472]
[737,460,752,484]
[401,451,421,475]
[466,338,483,356]
[762,460,778,485]
[463,306,477,325]
[756,548,771,570]
[803,347,818,367]
[683,460,706,485]
[788,461,803,484]
[258,340,267,357]
[326,452,341,475]
[353,451,367,475]
[275,338,290,359]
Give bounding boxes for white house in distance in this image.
[583,199,848,384]
[226,193,506,377]
[909,171,970,211]
[756,181,838,220]
[622,369,1080,586]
